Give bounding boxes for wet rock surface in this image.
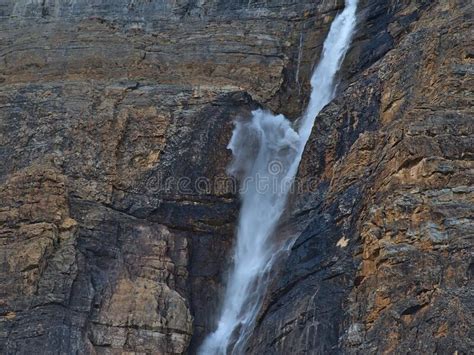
[0,0,472,354]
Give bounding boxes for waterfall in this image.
[199,1,358,353]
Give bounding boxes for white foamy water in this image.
[199,1,358,353]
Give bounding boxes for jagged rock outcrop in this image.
[0,0,472,354]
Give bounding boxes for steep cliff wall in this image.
[246,1,473,354]
[0,0,472,354]
[0,0,338,353]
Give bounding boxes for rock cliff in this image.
[0,0,472,354]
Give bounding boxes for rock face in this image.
[0,0,472,354]
[246,1,473,354]
[0,1,337,353]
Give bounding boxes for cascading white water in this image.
[199,1,358,354]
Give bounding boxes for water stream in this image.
[199,1,358,353]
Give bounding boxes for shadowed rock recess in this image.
[0,0,471,354]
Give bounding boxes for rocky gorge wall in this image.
[0,0,472,354]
